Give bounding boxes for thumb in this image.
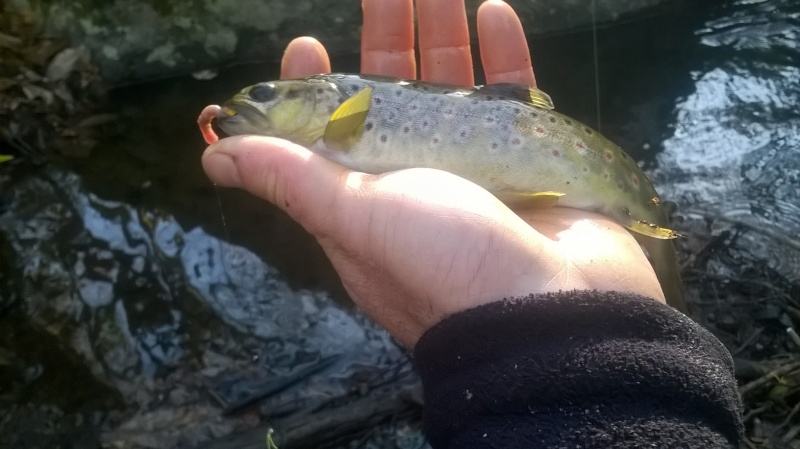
[201,135,358,236]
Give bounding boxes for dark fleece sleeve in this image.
[414,290,743,449]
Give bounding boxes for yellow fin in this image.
[0,155,13,164]
[497,190,565,207]
[626,219,684,240]
[323,87,373,151]
[473,84,555,110]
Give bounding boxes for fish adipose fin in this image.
[324,87,373,151]
[472,84,555,110]
[497,190,565,207]
[625,219,684,240]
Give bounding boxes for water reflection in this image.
[656,0,800,285]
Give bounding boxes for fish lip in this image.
[216,102,260,131]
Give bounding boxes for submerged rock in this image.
[9,0,672,85]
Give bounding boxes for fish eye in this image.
[249,83,275,102]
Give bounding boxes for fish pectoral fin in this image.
[323,87,373,152]
[496,190,565,207]
[625,219,684,240]
[472,84,555,110]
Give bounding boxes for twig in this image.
[739,360,800,397]
[732,328,764,357]
[685,209,800,252]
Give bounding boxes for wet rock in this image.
[8,0,672,85]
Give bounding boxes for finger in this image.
[477,0,537,86]
[202,136,358,236]
[361,0,416,79]
[417,0,473,86]
[280,37,331,79]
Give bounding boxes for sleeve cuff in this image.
[414,290,742,448]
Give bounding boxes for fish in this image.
[199,74,686,312]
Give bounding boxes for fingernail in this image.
[203,151,242,188]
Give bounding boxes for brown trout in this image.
[200,74,686,312]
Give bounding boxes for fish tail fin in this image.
[636,236,687,314]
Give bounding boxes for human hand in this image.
[202,0,666,348]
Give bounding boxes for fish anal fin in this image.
[323,87,373,151]
[626,219,684,240]
[472,84,555,110]
[497,190,565,207]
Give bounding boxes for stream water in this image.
[1,0,798,447]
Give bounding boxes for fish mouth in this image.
[215,102,263,135]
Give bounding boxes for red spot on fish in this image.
[511,138,521,145]
[604,150,614,161]
[552,150,560,157]
[631,175,640,186]
[576,142,586,149]
[534,127,545,134]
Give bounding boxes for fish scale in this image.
[209,73,687,312]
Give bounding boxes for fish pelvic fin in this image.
[323,87,373,152]
[625,219,684,240]
[472,84,555,110]
[496,190,565,207]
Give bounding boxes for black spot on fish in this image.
[317,88,324,95]
[403,126,410,133]
[395,90,402,96]
[485,95,494,100]
[442,90,451,94]
[548,117,557,123]
[380,135,388,143]
[530,111,538,118]
[563,119,572,125]
[365,122,374,131]
[375,97,383,105]
[583,127,593,135]
[350,84,359,91]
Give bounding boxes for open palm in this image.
[202,0,664,347]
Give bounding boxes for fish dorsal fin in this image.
[472,84,555,110]
[323,87,373,152]
[496,190,565,207]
